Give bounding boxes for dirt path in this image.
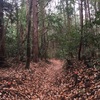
[45,59,63,82]
[0,59,100,100]
[29,59,64,100]
[0,59,65,100]
[44,59,63,88]
[36,59,64,100]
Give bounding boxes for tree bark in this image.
[25,0,32,69]
[0,0,5,66]
[32,0,39,62]
[78,0,83,60]
[39,0,48,60]
[94,0,98,35]
[98,1,100,11]
[65,0,71,34]
[87,0,91,22]
[15,2,20,59]
[84,0,88,23]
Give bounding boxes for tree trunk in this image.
[32,0,39,62]
[60,0,67,32]
[15,2,20,58]
[65,0,71,34]
[39,0,48,60]
[94,0,98,35]
[0,0,5,66]
[78,0,83,60]
[25,0,32,69]
[98,1,100,11]
[84,0,88,23]
[87,0,91,22]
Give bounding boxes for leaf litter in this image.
[0,59,100,100]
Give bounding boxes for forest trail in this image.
[0,59,65,100]
[43,59,63,86]
[31,59,65,100]
[45,59,63,81]
[0,59,100,100]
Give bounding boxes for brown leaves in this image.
[0,59,100,100]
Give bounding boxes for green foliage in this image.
[57,30,80,58]
[48,21,80,58]
[6,25,18,57]
[5,0,27,57]
[3,0,100,61]
[93,11,100,25]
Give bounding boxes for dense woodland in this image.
[0,0,100,67]
[0,0,100,99]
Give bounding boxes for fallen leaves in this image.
[0,59,99,100]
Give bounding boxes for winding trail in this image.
[45,59,63,81]
[0,59,65,100]
[36,59,64,100]
[0,59,99,100]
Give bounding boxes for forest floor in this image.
[0,59,100,100]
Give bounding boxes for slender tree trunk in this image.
[83,0,88,54]
[15,2,20,58]
[84,0,88,23]
[19,24,25,61]
[87,0,91,22]
[32,0,39,62]
[98,1,100,11]
[94,0,98,35]
[39,0,47,60]
[65,0,71,34]
[74,2,77,27]
[78,0,83,60]
[25,0,32,69]
[60,0,67,31]
[0,0,5,66]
